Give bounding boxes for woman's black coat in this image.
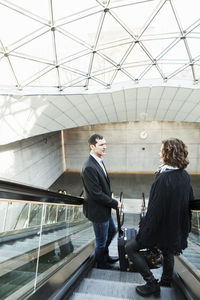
[136,169,194,254]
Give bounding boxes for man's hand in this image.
[118,201,123,209]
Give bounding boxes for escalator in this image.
[0,181,199,299]
[66,202,200,300]
[67,213,186,300]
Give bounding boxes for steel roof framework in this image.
[0,0,200,93]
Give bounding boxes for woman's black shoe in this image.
[136,279,160,297]
[159,279,171,287]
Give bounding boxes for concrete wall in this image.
[63,121,200,173]
[0,131,64,189]
[0,120,199,188]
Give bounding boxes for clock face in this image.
[140,131,148,139]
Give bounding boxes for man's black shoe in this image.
[107,256,119,264]
[96,263,119,270]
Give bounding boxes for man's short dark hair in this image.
[88,133,103,146]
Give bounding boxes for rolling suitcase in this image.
[116,193,137,271]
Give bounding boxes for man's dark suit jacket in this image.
[81,155,118,222]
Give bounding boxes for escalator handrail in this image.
[0,179,83,205]
[0,219,88,245]
[190,199,200,210]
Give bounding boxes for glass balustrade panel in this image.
[34,203,93,291]
[0,200,41,299]
[0,199,93,299]
[182,211,200,275]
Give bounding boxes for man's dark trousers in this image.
[92,215,117,267]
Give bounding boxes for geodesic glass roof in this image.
[0,0,200,93]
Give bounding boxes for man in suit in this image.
[81,133,121,269]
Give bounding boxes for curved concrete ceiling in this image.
[1,84,200,145]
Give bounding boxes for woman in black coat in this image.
[125,138,194,297]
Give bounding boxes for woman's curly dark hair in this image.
[161,138,189,169]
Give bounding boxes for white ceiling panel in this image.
[36,114,65,131]
[187,90,200,104]
[185,112,200,122]
[137,88,150,100]
[173,88,192,101]
[55,113,77,127]
[149,87,165,100]
[48,96,73,111]
[41,103,63,119]
[117,112,127,123]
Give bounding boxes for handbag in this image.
[139,248,162,269]
[129,247,162,271]
[137,193,162,269]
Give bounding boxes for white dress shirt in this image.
[90,153,107,176]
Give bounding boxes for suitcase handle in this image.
[140,192,147,219]
[116,192,124,236]
[116,208,123,236]
[119,192,124,226]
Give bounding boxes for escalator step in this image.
[73,278,184,300]
[70,292,129,300]
[87,268,144,284]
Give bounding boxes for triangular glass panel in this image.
[53,0,96,21]
[91,52,116,73]
[61,53,91,74]
[123,65,153,80]
[141,65,162,80]
[111,0,157,37]
[158,39,190,62]
[54,30,89,62]
[158,62,187,79]
[188,22,200,36]
[114,69,134,84]
[88,77,107,87]
[92,70,116,85]
[59,68,86,86]
[97,10,131,47]
[26,68,59,87]
[0,4,42,47]
[0,58,17,86]
[10,31,54,62]
[60,11,103,47]
[122,43,152,65]
[186,37,200,60]
[142,38,179,60]
[8,56,53,85]
[137,0,181,39]
[172,0,200,30]
[72,79,87,87]
[99,43,132,66]
[170,65,194,81]
[11,0,50,21]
